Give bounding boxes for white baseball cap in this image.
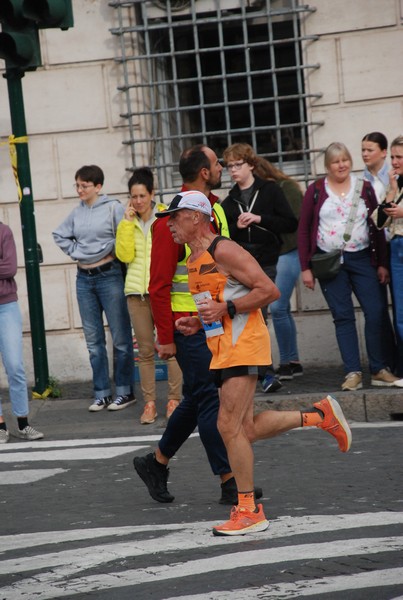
[155,190,212,219]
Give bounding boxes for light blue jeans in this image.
[76,261,134,398]
[269,249,301,365]
[0,301,29,418]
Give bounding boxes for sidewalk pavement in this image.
[253,366,403,423]
[3,365,398,443]
[1,366,402,442]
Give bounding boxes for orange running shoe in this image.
[315,395,352,452]
[212,504,269,536]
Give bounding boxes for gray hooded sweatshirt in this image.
[53,194,125,265]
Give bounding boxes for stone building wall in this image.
[0,0,401,383]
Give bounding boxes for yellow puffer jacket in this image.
[115,203,167,295]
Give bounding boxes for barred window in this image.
[110,0,321,195]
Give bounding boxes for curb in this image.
[254,388,403,422]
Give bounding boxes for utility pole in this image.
[6,71,49,394]
[0,0,74,395]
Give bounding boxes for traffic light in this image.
[25,0,74,31]
[0,1,74,71]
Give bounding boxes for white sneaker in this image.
[88,396,112,412]
[107,394,136,411]
[0,429,10,444]
[18,426,44,441]
[371,368,403,387]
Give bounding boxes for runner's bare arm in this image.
[214,239,280,313]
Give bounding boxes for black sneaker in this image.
[290,362,304,377]
[276,364,293,380]
[219,477,263,505]
[133,453,174,503]
[88,395,112,412]
[261,374,282,393]
[108,393,136,411]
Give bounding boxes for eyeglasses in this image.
[226,161,246,171]
[74,183,95,191]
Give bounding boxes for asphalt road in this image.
[0,395,402,600]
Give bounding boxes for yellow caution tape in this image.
[0,134,28,202]
[32,387,52,399]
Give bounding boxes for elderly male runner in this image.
[155,190,352,536]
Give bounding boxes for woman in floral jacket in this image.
[298,142,402,392]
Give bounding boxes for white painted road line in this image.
[0,435,198,451]
[0,468,68,485]
[0,423,401,453]
[1,511,402,554]
[2,536,403,599]
[0,444,150,463]
[164,568,403,600]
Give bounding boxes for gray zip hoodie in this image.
[52,194,124,265]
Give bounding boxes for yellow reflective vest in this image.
[171,202,229,312]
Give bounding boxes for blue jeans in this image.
[379,280,398,374]
[76,262,134,398]
[319,249,387,374]
[270,249,300,364]
[388,239,403,376]
[390,236,403,345]
[0,301,29,418]
[259,264,277,378]
[159,328,230,476]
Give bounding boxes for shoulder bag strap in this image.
[238,190,259,214]
[391,188,403,206]
[342,179,364,243]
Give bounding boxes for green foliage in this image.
[48,376,62,398]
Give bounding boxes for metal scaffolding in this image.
[109,0,322,198]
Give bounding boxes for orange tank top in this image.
[187,237,271,369]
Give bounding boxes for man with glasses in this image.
[133,145,263,505]
[53,165,135,412]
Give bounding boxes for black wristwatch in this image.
[226,300,237,319]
